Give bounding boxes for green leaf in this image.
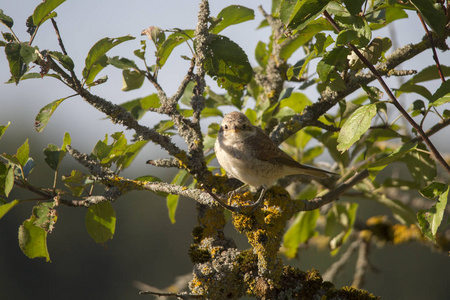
[0,9,14,28]
[211,5,254,34]
[82,35,135,84]
[336,29,359,46]
[119,94,160,120]
[325,203,358,253]
[62,170,93,197]
[371,194,417,225]
[116,140,148,169]
[86,202,116,244]
[5,43,27,84]
[32,0,66,26]
[0,163,14,197]
[167,170,189,224]
[49,51,74,71]
[156,30,194,68]
[283,210,319,258]
[317,46,350,82]
[121,69,145,91]
[337,103,377,152]
[403,143,436,188]
[16,139,30,167]
[0,199,20,219]
[108,56,139,70]
[32,202,57,232]
[43,144,61,170]
[280,0,331,30]
[430,80,450,107]
[368,142,417,177]
[141,26,166,48]
[280,18,333,60]
[403,65,450,84]
[18,215,51,261]
[417,183,448,242]
[255,41,268,67]
[343,0,365,15]
[396,82,432,100]
[204,35,252,92]
[34,97,68,132]
[410,0,446,36]
[0,122,10,140]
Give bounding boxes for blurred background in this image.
[0,1,449,299]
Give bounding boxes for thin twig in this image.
[416,12,446,82]
[139,290,203,299]
[352,239,370,288]
[323,238,362,282]
[322,10,450,174]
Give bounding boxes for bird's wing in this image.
[245,127,336,178]
[244,127,294,162]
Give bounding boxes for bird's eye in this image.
[242,124,247,129]
[224,125,228,130]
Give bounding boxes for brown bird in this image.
[214,111,335,191]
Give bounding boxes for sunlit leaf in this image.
[32,202,57,232]
[18,215,51,261]
[167,170,189,224]
[34,97,69,132]
[86,202,116,244]
[417,182,448,243]
[0,199,20,219]
[62,170,93,197]
[0,163,14,197]
[280,0,331,30]
[16,139,29,167]
[32,0,66,26]
[0,122,10,140]
[337,103,377,152]
[156,30,194,68]
[283,210,319,258]
[82,35,135,84]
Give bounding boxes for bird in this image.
[214,111,335,205]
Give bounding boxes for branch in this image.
[139,290,203,299]
[256,6,285,105]
[322,10,450,174]
[297,169,369,211]
[352,238,371,289]
[323,238,362,283]
[416,12,446,82]
[270,25,450,147]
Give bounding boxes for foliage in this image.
[1,0,449,299]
